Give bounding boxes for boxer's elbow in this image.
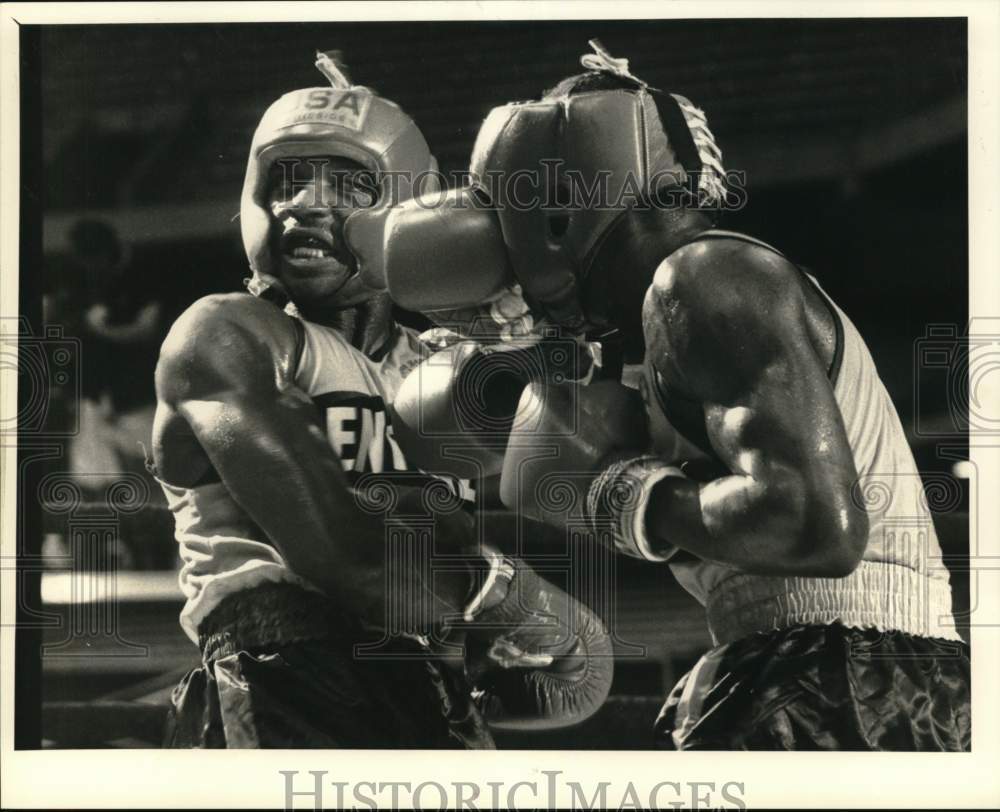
[797,487,869,578]
[752,474,867,578]
[815,496,869,577]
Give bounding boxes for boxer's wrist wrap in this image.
[586,456,683,562]
[462,552,516,622]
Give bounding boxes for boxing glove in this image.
[460,553,613,731]
[382,187,513,314]
[391,339,594,481]
[499,380,649,521]
[500,380,683,562]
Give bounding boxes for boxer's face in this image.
[266,155,378,309]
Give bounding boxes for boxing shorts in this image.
[163,581,494,749]
[655,623,970,751]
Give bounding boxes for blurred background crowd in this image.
[33,18,969,746]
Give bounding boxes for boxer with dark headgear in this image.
[385,41,970,750]
[151,52,612,748]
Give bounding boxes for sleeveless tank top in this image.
[159,318,447,643]
[639,230,961,645]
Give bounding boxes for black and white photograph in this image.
[1,2,998,809]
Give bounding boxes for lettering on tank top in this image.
[312,390,474,501]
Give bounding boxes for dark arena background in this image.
[24,18,968,749]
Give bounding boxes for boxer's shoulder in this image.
[648,236,802,320]
[157,293,298,402]
[170,292,289,331]
[644,239,806,350]
[643,237,809,397]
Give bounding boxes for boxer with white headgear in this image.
[152,52,613,748]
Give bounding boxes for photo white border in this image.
[1,2,998,808]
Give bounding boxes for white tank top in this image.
[159,317,453,643]
[646,232,961,645]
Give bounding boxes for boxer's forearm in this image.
[158,294,481,630]
[645,471,855,577]
[184,394,477,628]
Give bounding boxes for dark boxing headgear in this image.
[469,40,727,334]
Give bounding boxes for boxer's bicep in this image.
[156,295,379,596]
[155,296,478,622]
[697,346,855,561]
[158,296,338,491]
[645,245,866,575]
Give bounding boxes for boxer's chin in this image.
[277,254,357,307]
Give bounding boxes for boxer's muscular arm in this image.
[642,242,869,577]
[154,293,474,625]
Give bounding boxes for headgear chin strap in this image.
[468,40,726,335]
[240,52,439,304]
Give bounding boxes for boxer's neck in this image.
[302,294,395,356]
[598,207,713,353]
[623,207,712,281]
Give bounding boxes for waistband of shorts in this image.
[705,560,962,646]
[197,581,346,662]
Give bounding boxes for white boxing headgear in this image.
[240,52,439,302]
